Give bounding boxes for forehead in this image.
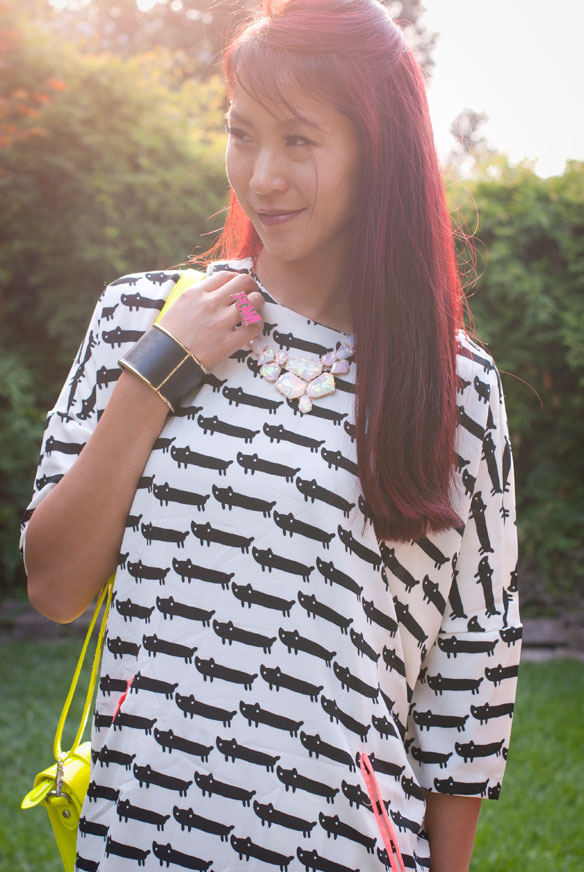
[229,81,353,137]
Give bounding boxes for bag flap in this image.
[21,742,91,810]
[21,774,54,808]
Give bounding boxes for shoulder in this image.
[456,331,495,377]
[94,270,185,336]
[206,257,253,277]
[99,270,182,308]
[455,331,502,404]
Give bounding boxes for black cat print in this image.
[22,259,521,872]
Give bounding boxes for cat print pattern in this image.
[22,259,521,872]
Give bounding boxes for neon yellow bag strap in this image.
[156,269,206,323]
[53,577,114,760]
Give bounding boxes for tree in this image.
[27,0,255,79]
[0,2,68,152]
[446,108,496,177]
[28,0,437,80]
[384,0,437,77]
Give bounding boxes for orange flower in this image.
[47,77,67,91]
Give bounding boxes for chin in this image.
[258,241,306,264]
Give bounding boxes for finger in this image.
[196,269,257,295]
[198,307,263,369]
[240,289,265,309]
[206,270,259,298]
[173,270,257,307]
[227,314,265,348]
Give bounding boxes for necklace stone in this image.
[248,334,354,414]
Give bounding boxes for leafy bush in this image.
[451,160,584,595]
[0,353,46,588]
[0,8,227,391]
[0,9,227,590]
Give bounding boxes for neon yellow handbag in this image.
[20,269,205,871]
[21,578,114,872]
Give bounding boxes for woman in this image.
[23,1,521,870]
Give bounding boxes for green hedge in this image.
[450,160,584,594]
[0,26,227,374]
[0,14,228,589]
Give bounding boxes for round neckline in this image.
[254,272,352,338]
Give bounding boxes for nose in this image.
[250,147,289,197]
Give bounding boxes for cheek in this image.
[316,164,359,219]
[344,165,361,214]
[334,156,361,218]
[225,145,246,197]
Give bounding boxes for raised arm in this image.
[25,270,264,623]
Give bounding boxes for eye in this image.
[285,135,313,147]
[224,122,251,143]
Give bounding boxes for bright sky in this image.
[422,0,584,176]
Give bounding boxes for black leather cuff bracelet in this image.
[119,323,208,412]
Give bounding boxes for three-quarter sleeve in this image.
[19,272,180,557]
[406,351,521,800]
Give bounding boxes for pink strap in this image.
[112,675,134,722]
[359,752,406,872]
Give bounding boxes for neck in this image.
[254,250,352,334]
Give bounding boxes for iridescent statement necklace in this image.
[248,332,355,414]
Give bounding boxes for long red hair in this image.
[206,0,463,541]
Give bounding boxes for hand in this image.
[158,271,265,371]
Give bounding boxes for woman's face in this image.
[225,82,361,271]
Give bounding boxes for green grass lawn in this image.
[471,657,584,871]
[1,642,582,871]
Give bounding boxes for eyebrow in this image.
[226,108,325,132]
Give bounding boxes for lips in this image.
[255,209,305,226]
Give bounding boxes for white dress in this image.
[22,259,521,872]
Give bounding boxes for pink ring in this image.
[231,291,261,325]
